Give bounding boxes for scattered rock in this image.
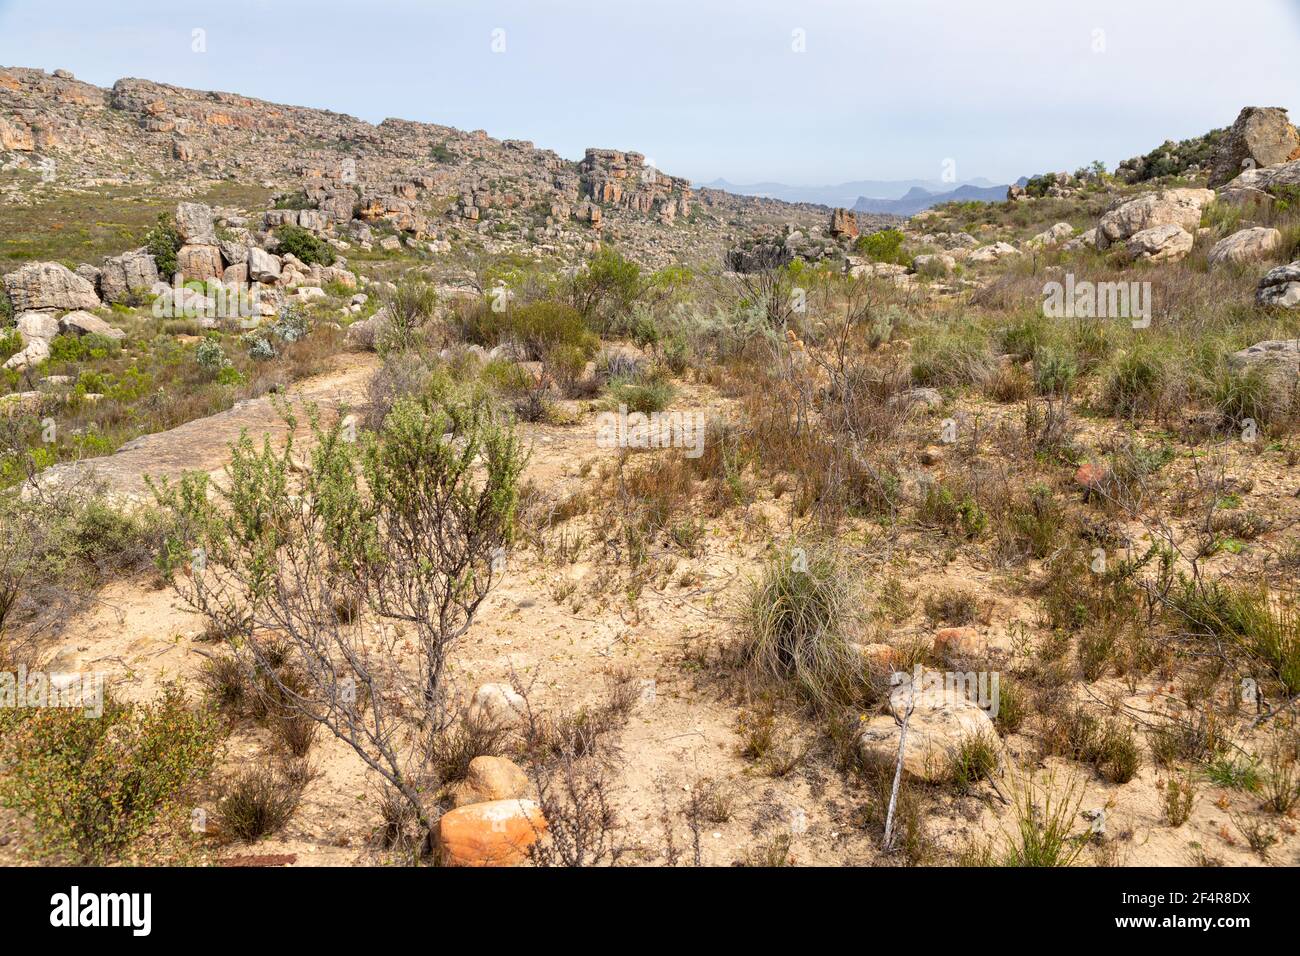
[1097,188,1214,248]
[450,756,531,809]
[1126,223,1194,263]
[829,207,859,239]
[466,683,526,730]
[1207,227,1282,266]
[858,668,999,783]
[1208,106,1300,188]
[933,626,985,659]
[1227,339,1300,371]
[1256,262,1300,308]
[60,310,126,340]
[175,201,217,244]
[99,249,159,304]
[967,241,1020,263]
[176,244,224,281]
[437,799,545,866]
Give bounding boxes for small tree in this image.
[570,245,643,331]
[153,396,523,840]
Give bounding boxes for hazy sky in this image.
[2,0,1299,186]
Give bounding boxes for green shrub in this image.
[144,213,182,280]
[47,332,119,364]
[276,224,335,266]
[0,326,21,363]
[478,300,598,361]
[854,228,907,265]
[570,245,643,328]
[911,335,994,388]
[1101,347,1166,418]
[1033,348,1077,397]
[0,687,221,863]
[609,375,675,414]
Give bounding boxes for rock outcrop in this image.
[1208,107,1300,188]
[3,261,101,312]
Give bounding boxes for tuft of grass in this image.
[214,763,304,842]
[1162,773,1197,827]
[740,546,871,710]
[947,731,1000,794]
[1001,771,1087,867]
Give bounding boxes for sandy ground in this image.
[3,357,1298,868]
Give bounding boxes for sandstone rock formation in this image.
[3,261,100,312]
[1096,189,1214,248]
[1207,227,1282,266]
[1208,107,1300,187]
[1126,223,1194,263]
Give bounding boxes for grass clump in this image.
[740,545,870,710]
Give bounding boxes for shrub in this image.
[479,300,598,362]
[0,687,221,863]
[854,228,907,265]
[570,245,643,328]
[214,763,303,841]
[609,375,675,414]
[911,335,994,388]
[1033,348,1077,397]
[144,213,182,280]
[154,395,524,842]
[195,337,230,373]
[1101,347,1166,418]
[948,731,999,793]
[379,277,437,353]
[276,224,335,266]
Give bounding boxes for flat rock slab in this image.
[37,356,378,503]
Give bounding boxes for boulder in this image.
[967,241,1021,264]
[3,262,100,312]
[223,262,249,286]
[247,247,282,283]
[60,310,125,340]
[1097,188,1214,247]
[1256,262,1300,309]
[450,756,531,809]
[15,310,60,343]
[912,253,956,275]
[858,669,999,782]
[437,799,545,867]
[1126,223,1194,263]
[1227,339,1300,371]
[175,244,223,281]
[99,249,159,304]
[933,626,985,660]
[175,201,217,244]
[75,264,102,291]
[1060,228,1096,252]
[1024,222,1074,250]
[1207,227,1282,266]
[466,683,526,730]
[2,337,51,370]
[1208,107,1300,188]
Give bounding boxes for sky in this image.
[2,0,1299,186]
